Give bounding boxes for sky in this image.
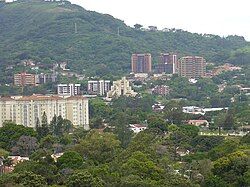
[70,0,250,41]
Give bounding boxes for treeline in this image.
[0,96,249,186]
[0,123,249,186]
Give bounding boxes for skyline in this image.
[70,0,250,41]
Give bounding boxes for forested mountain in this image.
[0,0,249,76]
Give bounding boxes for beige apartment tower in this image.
[178,56,206,79]
[107,77,137,98]
[0,95,89,130]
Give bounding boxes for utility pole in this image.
[117,27,120,36]
[75,22,78,34]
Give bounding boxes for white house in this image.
[129,124,147,133]
[187,120,209,127]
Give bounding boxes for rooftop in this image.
[0,94,87,101]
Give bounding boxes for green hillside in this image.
[0,0,249,76]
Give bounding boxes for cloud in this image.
[70,0,250,40]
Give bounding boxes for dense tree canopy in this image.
[0,123,37,150]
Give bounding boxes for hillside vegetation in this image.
[0,0,249,76]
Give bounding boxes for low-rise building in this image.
[35,73,57,85]
[176,147,190,157]
[7,156,29,166]
[152,85,170,96]
[240,87,250,95]
[59,62,70,71]
[129,124,147,133]
[152,103,165,112]
[51,153,64,162]
[182,106,205,115]
[187,120,209,127]
[183,106,228,115]
[14,72,36,86]
[134,73,149,79]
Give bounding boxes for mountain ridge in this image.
[0,0,249,76]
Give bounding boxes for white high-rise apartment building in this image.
[87,80,111,96]
[57,84,81,96]
[0,95,89,130]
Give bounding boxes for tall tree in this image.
[57,151,83,170]
[50,115,73,137]
[223,112,235,130]
[41,112,49,132]
[35,117,40,132]
[37,112,50,139]
[66,171,104,187]
[0,123,37,150]
[73,131,121,164]
[134,24,143,30]
[112,112,133,148]
[11,136,38,157]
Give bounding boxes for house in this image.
[152,85,170,96]
[129,124,147,133]
[51,153,64,162]
[188,120,209,127]
[7,156,29,166]
[176,147,190,157]
[182,106,205,115]
[240,87,250,95]
[59,62,70,71]
[0,157,14,174]
[152,103,165,112]
[189,78,197,84]
[203,107,228,112]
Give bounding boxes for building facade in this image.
[0,95,89,129]
[14,72,36,86]
[178,56,206,79]
[131,53,152,73]
[87,80,111,96]
[107,77,137,98]
[157,53,178,74]
[152,85,170,96]
[57,84,81,96]
[35,73,57,85]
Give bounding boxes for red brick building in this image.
[131,53,152,73]
[14,72,36,86]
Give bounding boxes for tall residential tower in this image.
[87,80,111,96]
[178,56,206,79]
[131,53,152,73]
[157,53,178,74]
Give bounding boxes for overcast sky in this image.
[70,0,250,41]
